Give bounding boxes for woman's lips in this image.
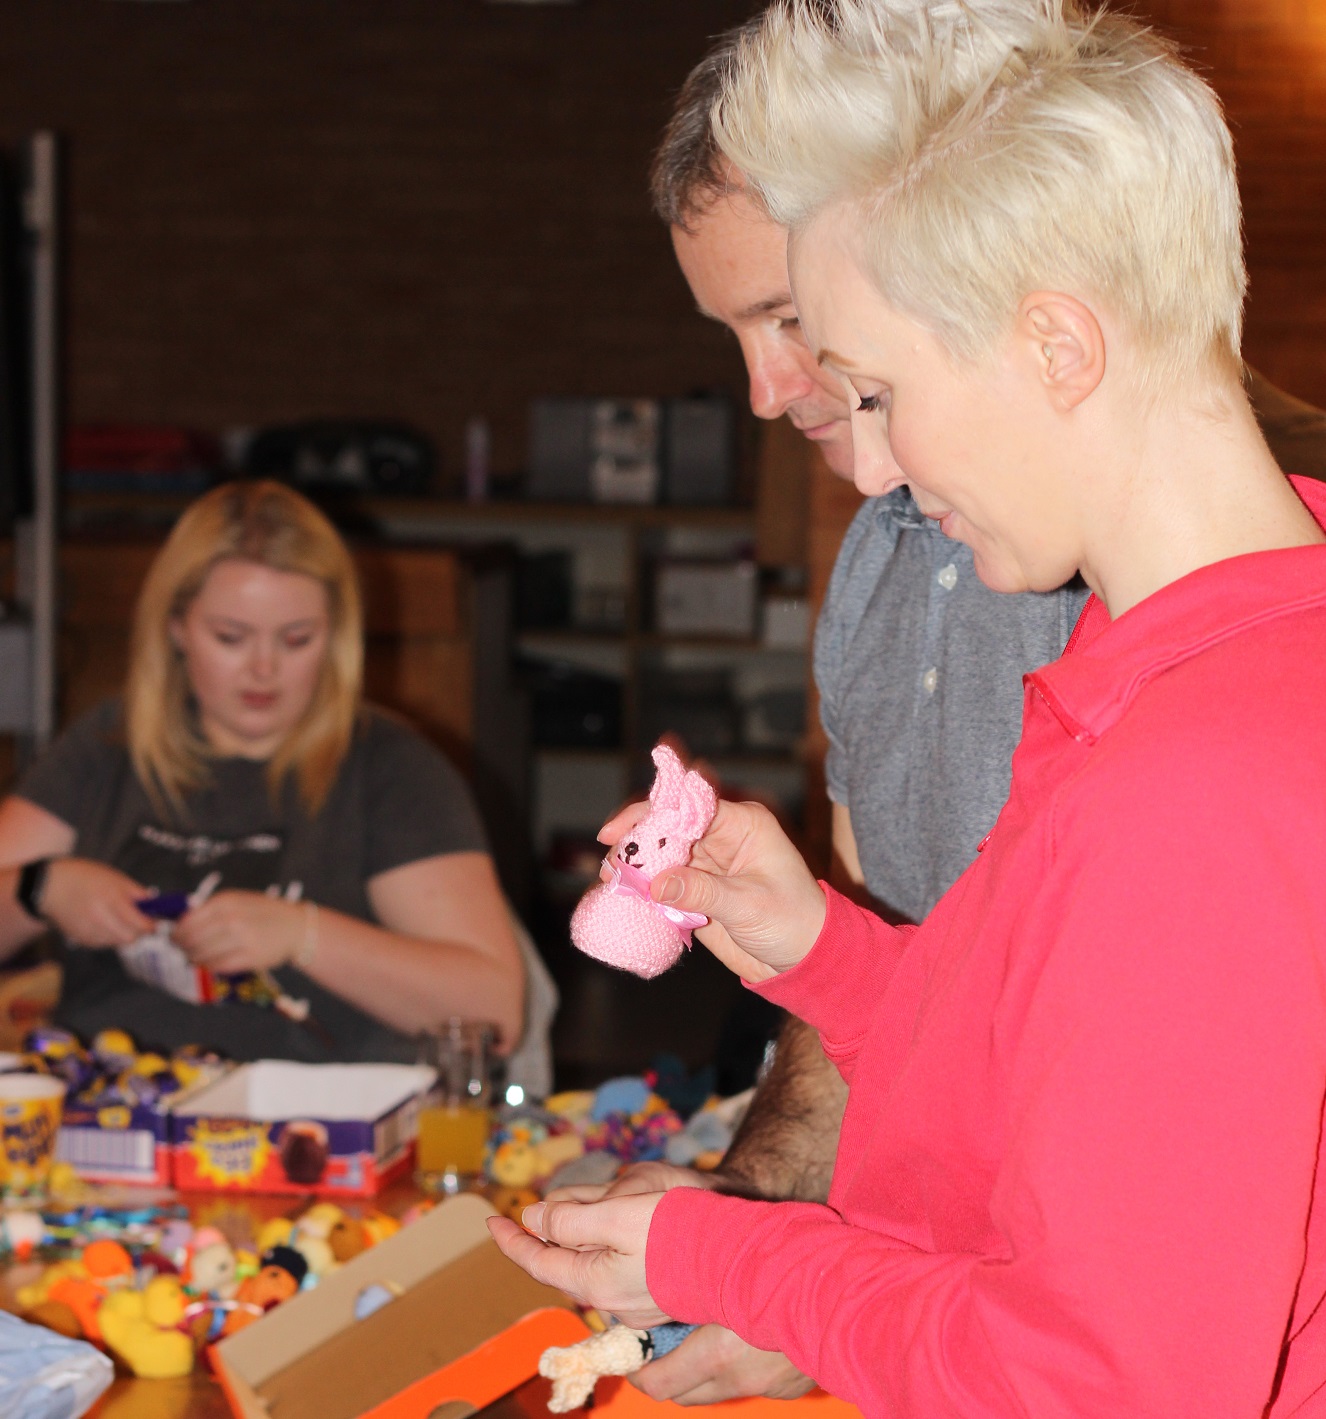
[240,691,277,710]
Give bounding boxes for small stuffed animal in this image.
[570,744,717,979]
[540,1323,698,1412]
[540,1325,650,1412]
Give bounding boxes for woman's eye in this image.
[284,636,314,650]
[214,632,243,646]
[856,394,882,414]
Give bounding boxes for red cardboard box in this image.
[171,1061,433,1196]
[57,1066,235,1186]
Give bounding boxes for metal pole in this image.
[24,131,58,749]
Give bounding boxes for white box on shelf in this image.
[655,560,758,638]
[761,595,810,650]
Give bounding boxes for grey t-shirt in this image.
[816,490,1090,921]
[17,700,488,1062]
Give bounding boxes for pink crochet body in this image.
[570,744,718,979]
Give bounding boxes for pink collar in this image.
[600,855,709,943]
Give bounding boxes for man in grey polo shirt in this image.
[818,492,1086,920]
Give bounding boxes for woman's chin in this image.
[970,553,1034,597]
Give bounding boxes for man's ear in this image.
[1018,292,1105,410]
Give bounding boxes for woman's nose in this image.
[852,438,903,498]
[249,641,278,679]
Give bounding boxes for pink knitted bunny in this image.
[570,743,718,978]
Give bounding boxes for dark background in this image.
[0,0,1322,497]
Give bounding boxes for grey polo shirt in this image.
[815,489,1090,921]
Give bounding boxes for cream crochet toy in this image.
[539,1322,695,1412]
[570,744,718,979]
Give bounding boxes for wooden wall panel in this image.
[1138,0,1326,402]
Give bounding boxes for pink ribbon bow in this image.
[600,855,709,943]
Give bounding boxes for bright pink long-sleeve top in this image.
[648,477,1326,1418]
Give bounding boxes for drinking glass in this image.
[415,1018,495,1195]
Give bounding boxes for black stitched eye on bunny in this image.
[621,837,666,869]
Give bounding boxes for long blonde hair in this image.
[125,480,364,818]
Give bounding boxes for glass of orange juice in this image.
[415,1018,495,1195]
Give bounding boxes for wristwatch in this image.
[16,858,52,923]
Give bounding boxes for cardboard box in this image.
[58,1094,177,1187]
[213,1192,864,1419]
[212,1192,575,1419]
[56,1066,235,1186]
[171,1061,433,1196]
[366,1309,863,1419]
[654,560,758,638]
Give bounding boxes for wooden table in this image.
[3,1179,432,1419]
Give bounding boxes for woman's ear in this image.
[1019,292,1106,410]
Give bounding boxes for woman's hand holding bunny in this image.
[600,797,827,983]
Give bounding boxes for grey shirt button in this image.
[922,667,939,694]
[937,563,958,590]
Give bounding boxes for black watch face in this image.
[18,858,50,919]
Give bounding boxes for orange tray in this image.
[362,1308,863,1419]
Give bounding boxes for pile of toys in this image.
[1,1034,753,1382]
[480,1066,751,1217]
[19,1025,228,1118]
[6,1198,408,1378]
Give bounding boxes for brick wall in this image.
[1144,0,1326,404]
[0,0,1321,494]
[0,0,761,488]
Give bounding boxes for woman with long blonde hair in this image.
[0,480,526,1063]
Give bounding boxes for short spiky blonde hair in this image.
[713,0,1247,384]
[125,480,363,819]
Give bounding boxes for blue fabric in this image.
[648,1322,698,1358]
[0,1312,114,1419]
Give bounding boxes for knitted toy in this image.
[540,1322,696,1413]
[570,744,717,979]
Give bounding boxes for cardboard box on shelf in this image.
[654,559,758,638]
[214,1191,863,1419]
[171,1061,433,1196]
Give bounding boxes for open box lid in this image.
[213,1192,574,1419]
[179,1060,435,1122]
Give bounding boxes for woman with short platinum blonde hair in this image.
[488,3,1326,1415]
